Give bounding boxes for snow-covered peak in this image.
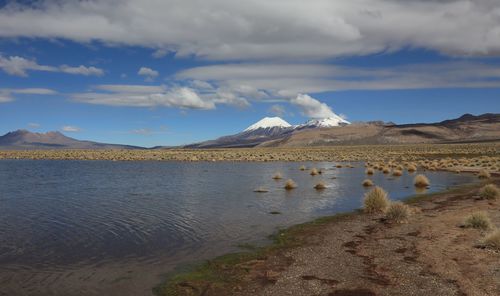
[244,117,292,132]
[300,115,350,128]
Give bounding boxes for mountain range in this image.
[0,113,499,150]
[186,113,500,148]
[0,130,141,150]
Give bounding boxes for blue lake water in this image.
[0,160,478,296]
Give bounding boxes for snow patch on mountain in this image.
[299,115,350,128]
[244,117,292,132]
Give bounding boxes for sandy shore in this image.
[159,180,500,296]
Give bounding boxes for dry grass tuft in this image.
[365,168,374,175]
[284,179,297,190]
[482,229,500,250]
[382,167,390,174]
[362,179,374,187]
[478,169,491,179]
[407,164,417,172]
[479,184,499,200]
[299,165,306,171]
[385,202,411,223]
[392,169,403,177]
[414,174,430,188]
[310,168,319,176]
[363,186,390,214]
[272,172,282,180]
[464,212,492,230]
[314,181,327,190]
[253,187,269,193]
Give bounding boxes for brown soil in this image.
[169,181,500,296]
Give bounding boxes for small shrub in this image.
[414,174,430,188]
[407,164,417,172]
[392,169,403,177]
[483,229,500,250]
[478,169,491,179]
[385,202,411,223]
[272,172,282,180]
[363,186,390,214]
[310,168,319,176]
[464,212,492,230]
[479,184,499,200]
[365,168,374,175]
[362,179,374,187]
[284,179,297,190]
[314,181,327,190]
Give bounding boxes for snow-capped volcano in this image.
[298,115,350,129]
[244,117,292,132]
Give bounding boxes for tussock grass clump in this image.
[336,164,343,168]
[284,179,297,190]
[299,165,306,171]
[482,229,500,250]
[365,168,374,175]
[272,172,282,180]
[362,179,374,187]
[385,202,411,223]
[314,181,327,190]
[478,169,491,179]
[392,169,403,177]
[414,174,430,188]
[382,167,390,174]
[310,168,319,176]
[464,212,492,230]
[407,164,417,172]
[363,186,390,214]
[479,184,499,200]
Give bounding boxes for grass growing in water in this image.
[363,186,390,214]
[314,181,327,190]
[272,172,282,180]
[362,179,374,187]
[365,168,374,175]
[392,169,403,177]
[284,179,297,190]
[310,168,319,176]
[414,174,430,188]
[478,169,491,179]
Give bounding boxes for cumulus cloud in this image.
[61,125,81,132]
[290,94,336,119]
[1,1,500,60]
[138,67,159,80]
[0,55,104,77]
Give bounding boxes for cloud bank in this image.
[1,0,500,61]
[0,55,104,77]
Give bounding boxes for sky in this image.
[0,0,499,147]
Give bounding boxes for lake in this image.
[0,160,478,296]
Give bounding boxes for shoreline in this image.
[155,179,499,296]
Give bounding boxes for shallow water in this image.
[0,160,478,295]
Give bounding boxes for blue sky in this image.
[0,1,499,147]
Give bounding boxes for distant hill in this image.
[186,113,500,148]
[0,130,143,150]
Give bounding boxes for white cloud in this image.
[28,123,41,128]
[73,85,215,109]
[0,55,104,77]
[138,67,159,80]
[290,94,336,119]
[61,125,81,132]
[60,65,104,76]
[268,104,287,117]
[1,1,500,60]
[0,87,57,103]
